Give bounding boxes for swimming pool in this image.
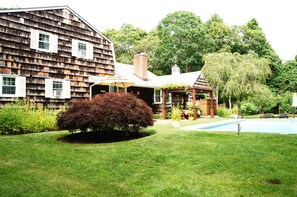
[187,119,297,134]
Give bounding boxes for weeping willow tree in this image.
[203,52,271,115]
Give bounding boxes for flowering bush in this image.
[57,93,154,133]
[0,101,58,135]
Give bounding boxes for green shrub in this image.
[0,101,58,135]
[57,93,154,133]
[216,108,231,118]
[241,101,259,115]
[166,111,172,119]
[153,113,162,119]
[171,107,181,121]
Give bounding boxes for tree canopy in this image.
[103,24,148,64]
[203,52,271,114]
[151,11,213,75]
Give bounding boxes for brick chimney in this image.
[133,52,148,81]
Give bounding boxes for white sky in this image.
[1,0,296,61]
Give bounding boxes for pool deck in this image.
[181,119,237,131]
[181,119,297,134]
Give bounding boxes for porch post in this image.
[192,88,197,120]
[162,90,167,119]
[210,91,214,118]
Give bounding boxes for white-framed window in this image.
[154,89,162,104]
[72,39,93,59]
[45,79,71,99]
[0,75,26,97]
[78,42,87,57]
[38,33,50,50]
[53,81,63,97]
[2,77,16,95]
[154,89,172,104]
[30,29,58,53]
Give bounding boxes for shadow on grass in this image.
[58,129,156,144]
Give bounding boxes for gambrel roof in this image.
[0,5,112,43]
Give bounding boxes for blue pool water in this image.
[198,119,297,134]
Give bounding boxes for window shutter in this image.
[0,76,2,96]
[45,79,53,98]
[16,76,26,97]
[86,43,93,60]
[72,39,78,57]
[30,29,39,49]
[63,80,71,99]
[50,34,58,53]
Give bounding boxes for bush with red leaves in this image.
[57,93,154,133]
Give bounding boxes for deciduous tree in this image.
[203,52,271,115]
[151,11,213,75]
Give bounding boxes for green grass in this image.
[0,119,297,196]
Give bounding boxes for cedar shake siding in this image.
[0,6,115,107]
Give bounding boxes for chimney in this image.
[133,52,148,81]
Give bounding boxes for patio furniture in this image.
[260,113,275,118]
[278,113,289,119]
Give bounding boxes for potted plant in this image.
[171,107,181,128]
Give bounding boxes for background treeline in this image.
[103,11,297,115]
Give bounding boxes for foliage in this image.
[57,93,154,133]
[151,11,213,75]
[240,100,259,115]
[234,19,282,81]
[0,101,58,135]
[249,88,277,113]
[57,99,92,132]
[205,14,234,52]
[153,113,162,120]
[277,92,296,113]
[271,60,297,93]
[171,107,181,121]
[103,24,148,64]
[203,51,271,115]
[216,107,231,117]
[161,83,188,90]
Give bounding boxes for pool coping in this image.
[181,119,297,134]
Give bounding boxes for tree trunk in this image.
[216,86,219,110]
[229,97,232,110]
[185,65,189,73]
[237,100,241,115]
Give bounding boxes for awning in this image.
[96,76,135,88]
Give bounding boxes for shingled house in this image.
[0,6,115,107]
[92,53,216,118]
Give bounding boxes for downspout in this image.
[90,83,97,101]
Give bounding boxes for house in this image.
[90,52,216,119]
[0,6,215,118]
[0,6,115,108]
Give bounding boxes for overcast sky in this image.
[2,0,296,61]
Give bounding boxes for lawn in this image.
[0,118,296,196]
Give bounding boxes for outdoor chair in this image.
[278,113,289,119]
[260,113,275,118]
